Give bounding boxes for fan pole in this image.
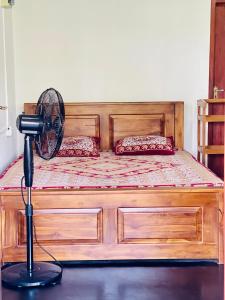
[24,135,34,274]
[26,187,33,273]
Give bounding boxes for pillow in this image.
[115,135,175,155]
[56,136,100,157]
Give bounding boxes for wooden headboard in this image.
[24,101,184,150]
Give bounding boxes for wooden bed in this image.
[0,101,224,263]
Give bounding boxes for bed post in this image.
[174,102,184,150]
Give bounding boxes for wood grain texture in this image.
[174,102,184,149]
[0,188,223,263]
[208,1,225,178]
[18,208,102,245]
[209,0,225,98]
[217,191,224,263]
[109,114,165,147]
[64,115,100,138]
[118,207,202,243]
[197,99,225,174]
[24,101,184,150]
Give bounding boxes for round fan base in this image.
[2,262,62,289]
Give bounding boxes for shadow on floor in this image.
[2,262,224,300]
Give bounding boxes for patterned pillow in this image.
[56,136,100,157]
[115,135,175,155]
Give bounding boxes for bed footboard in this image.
[0,188,223,264]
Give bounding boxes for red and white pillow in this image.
[115,135,175,155]
[57,136,100,157]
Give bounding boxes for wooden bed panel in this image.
[118,207,202,243]
[174,102,184,149]
[109,114,165,147]
[0,188,223,263]
[64,115,100,138]
[1,208,17,249]
[24,101,184,150]
[18,208,102,245]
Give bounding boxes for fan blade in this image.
[35,88,65,159]
[52,116,62,134]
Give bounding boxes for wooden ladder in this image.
[197,99,225,166]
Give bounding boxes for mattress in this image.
[0,151,223,190]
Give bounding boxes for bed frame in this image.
[0,102,224,264]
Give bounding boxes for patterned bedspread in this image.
[0,151,223,190]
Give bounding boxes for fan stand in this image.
[2,135,62,289]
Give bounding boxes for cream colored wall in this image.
[0,8,17,172]
[12,0,211,154]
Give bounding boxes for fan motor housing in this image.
[17,114,44,135]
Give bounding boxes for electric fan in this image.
[2,88,65,288]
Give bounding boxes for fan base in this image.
[2,262,62,289]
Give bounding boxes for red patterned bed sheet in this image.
[0,151,223,190]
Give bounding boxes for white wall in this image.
[0,8,17,173]
[12,0,211,154]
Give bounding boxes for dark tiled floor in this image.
[2,263,224,300]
